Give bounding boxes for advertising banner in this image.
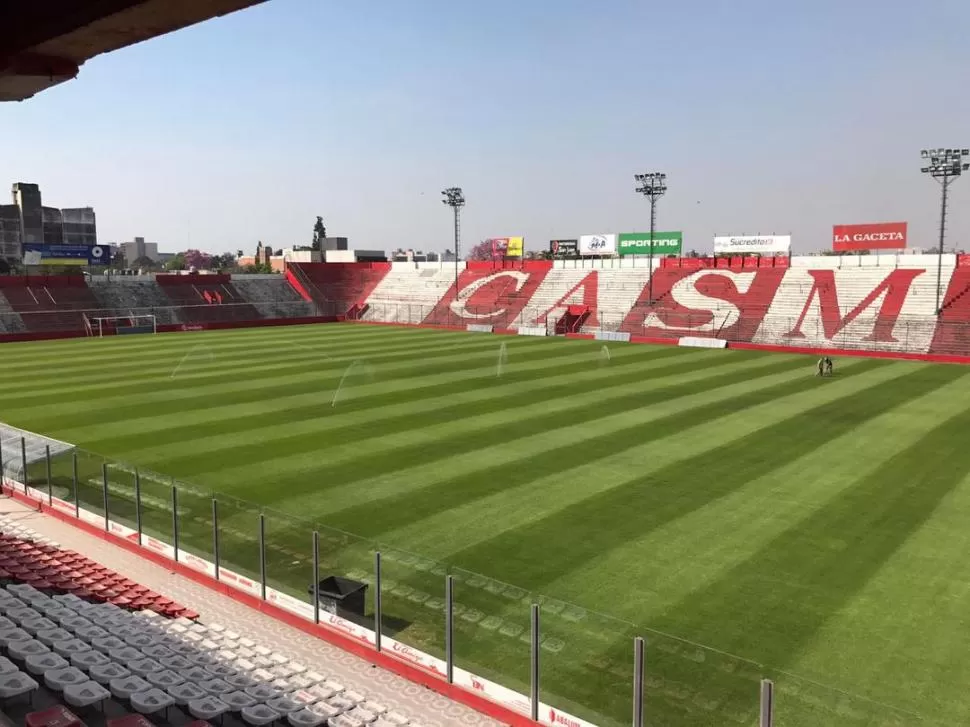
[489,238,509,260]
[549,239,578,257]
[578,234,617,256]
[713,235,790,254]
[617,231,683,256]
[832,222,907,251]
[489,237,523,259]
[22,243,110,266]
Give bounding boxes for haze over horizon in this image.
[4,0,970,256]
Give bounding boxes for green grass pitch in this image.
[3,323,970,726]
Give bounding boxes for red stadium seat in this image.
[25,704,85,727]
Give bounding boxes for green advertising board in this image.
[617,231,683,256]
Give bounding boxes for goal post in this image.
[87,314,157,337]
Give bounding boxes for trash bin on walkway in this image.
[308,576,368,620]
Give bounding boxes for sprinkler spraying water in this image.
[169,344,215,379]
[496,342,508,378]
[599,345,611,367]
[331,359,374,407]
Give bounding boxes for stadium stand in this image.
[0,274,328,337]
[360,265,459,325]
[0,278,100,334]
[289,263,392,319]
[154,275,262,325]
[88,278,181,326]
[296,255,970,357]
[0,503,490,727]
[4,255,970,359]
[230,278,317,320]
[0,294,24,334]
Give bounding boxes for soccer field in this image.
[3,323,970,726]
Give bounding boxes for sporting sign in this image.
[549,239,578,257]
[618,231,683,256]
[578,233,617,256]
[832,222,907,251]
[713,235,790,254]
[22,243,110,266]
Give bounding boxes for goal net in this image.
[86,314,157,337]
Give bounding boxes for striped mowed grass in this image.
[3,323,970,726]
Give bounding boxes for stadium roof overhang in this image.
[0,0,268,102]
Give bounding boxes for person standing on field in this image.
[816,358,825,377]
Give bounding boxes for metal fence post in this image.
[445,575,454,684]
[312,531,320,624]
[530,603,540,722]
[20,437,27,493]
[134,471,142,546]
[258,514,266,600]
[171,486,179,562]
[374,551,382,652]
[71,452,79,518]
[44,445,52,505]
[760,678,774,727]
[101,462,109,532]
[633,636,645,727]
[212,499,220,580]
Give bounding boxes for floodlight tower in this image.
[634,172,667,303]
[921,148,969,314]
[441,187,465,291]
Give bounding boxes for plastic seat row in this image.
[0,584,423,726]
[0,532,196,619]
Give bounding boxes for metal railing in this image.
[0,439,933,727]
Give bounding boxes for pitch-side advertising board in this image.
[832,222,907,251]
[713,234,791,254]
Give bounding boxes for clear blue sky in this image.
[3,0,970,255]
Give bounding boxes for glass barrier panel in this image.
[214,495,262,587]
[174,480,214,566]
[642,629,762,727]
[46,449,76,505]
[310,523,376,634]
[24,447,47,495]
[379,547,448,664]
[136,469,174,544]
[0,437,10,483]
[262,508,314,603]
[770,670,927,727]
[452,567,532,701]
[103,461,138,532]
[73,449,107,519]
[539,600,636,727]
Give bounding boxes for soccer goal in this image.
[85,314,157,337]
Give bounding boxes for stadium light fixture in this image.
[441,187,465,292]
[634,172,668,303]
[921,148,969,314]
